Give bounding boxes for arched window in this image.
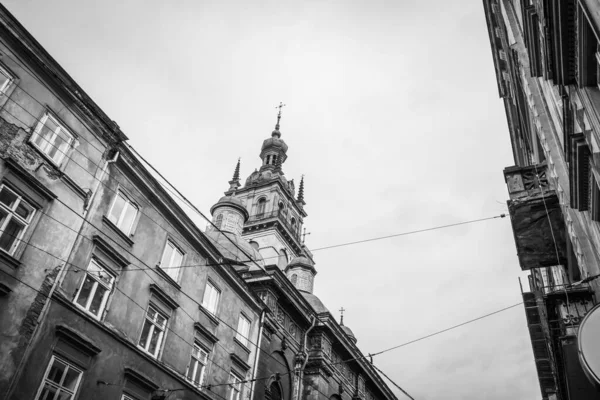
[291,274,297,286]
[290,217,296,230]
[215,214,223,229]
[272,155,277,165]
[256,198,266,216]
[270,381,283,400]
[265,155,271,165]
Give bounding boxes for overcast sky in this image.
[4,0,540,398]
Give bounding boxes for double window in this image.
[74,259,115,319]
[235,314,251,347]
[186,344,209,387]
[228,372,243,400]
[107,191,138,235]
[138,305,168,358]
[0,185,35,255]
[159,240,184,282]
[35,356,82,400]
[201,281,220,315]
[30,113,74,166]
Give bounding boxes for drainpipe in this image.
[249,309,266,400]
[294,315,316,400]
[6,149,120,397]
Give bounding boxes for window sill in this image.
[0,248,21,270]
[198,305,220,326]
[154,265,181,290]
[102,216,134,247]
[233,337,251,355]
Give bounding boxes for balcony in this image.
[504,163,568,270]
[245,210,301,242]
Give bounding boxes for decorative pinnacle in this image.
[272,102,286,138]
[232,157,241,181]
[297,175,305,202]
[339,307,345,325]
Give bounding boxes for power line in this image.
[371,364,415,400]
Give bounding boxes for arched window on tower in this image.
[272,155,277,165]
[215,214,223,229]
[269,382,283,400]
[256,198,266,216]
[290,217,296,232]
[265,155,271,165]
[291,274,298,286]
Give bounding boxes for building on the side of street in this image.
[204,118,398,400]
[0,5,265,400]
[483,0,600,399]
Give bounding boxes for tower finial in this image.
[339,307,345,325]
[227,157,241,192]
[272,102,286,138]
[297,175,305,203]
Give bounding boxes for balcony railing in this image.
[246,210,301,241]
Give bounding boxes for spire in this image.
[272,102,286,138]
[339,307,345,326]
[296,175,305,205]
[227,158,241,192]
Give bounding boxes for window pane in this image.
[88,260,113,286]
[194,364,203,385]
[119,202,137,234]
[75,276,94,309]
[62,367,80,391]
[50,131,69,163]
[160,243,174,268]
[0,187,17,208]
[0,218,24,252]
[172,248,183,269]
[88,285,108,316]
[187,359,197,381]
[39,383,59,400]
[108,194,126,225]
[56,391,73,400]
[138,320,152,349]
[47,359,67,384]
[148,327,162,355]
[156,313,166,328]
[15,201,34,221]
[147,306,157,320]
[0,68,10,90]
[35,117,58,150]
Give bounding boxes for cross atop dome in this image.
[272,102,286,138]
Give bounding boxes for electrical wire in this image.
[370,364,415,400]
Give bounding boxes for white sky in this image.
[4,0,540,398]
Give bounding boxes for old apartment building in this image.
[484,0,600,398]
[0,4,398,400]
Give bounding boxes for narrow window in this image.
[138,305,168,358]
[272,155,277,165]
[186,344,209,387]
[29,113,74,166]
[0,64,14,92]
[159,240,184,282]
[201,281,221,315]
[291,274,298,286]
[215,214,223,229]
[256,198,266,216]
[235,314,251,347]
[228,372,243,400]
[107,191,138,235]
[0,184,35,255]
[74,259,115,319]
[265,155,271,165]
[35,356,82,400]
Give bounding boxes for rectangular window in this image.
[228,372,242,400]
[186,344,209,387]
[30,113,74,166]
[74,259,115,319]
[0,184,35,255]
[201,281,220,315]
[138,305,168,358]
[0,64,13,92]
[35,356,82,400]
[235,314,251,347]
[159,240,184,282]
[107,191,138,235]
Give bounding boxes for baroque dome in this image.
[286,256,315,272]
[261,136,288,153]
[342,325,357,344]
[210,195,249,221]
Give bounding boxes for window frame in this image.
[158,239,185,283]
[0,63,15,93]
[0,183,36,256]
[137,304,168,359]
[73,258,115,320]
[107,190,139,236]
[29,112,75,167]
[186,343,209,388]
[256,198,266,216]
[235,313,251,347]
[228,372,243,400]
[201,280,221,316]
[34,355,83,400]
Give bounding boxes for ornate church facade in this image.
[205,111,397,400]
